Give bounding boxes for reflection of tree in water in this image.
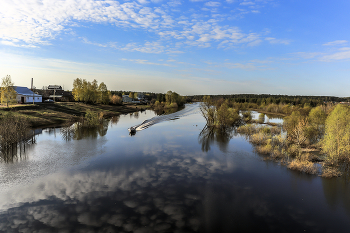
[0,133,36,163]
[321,176,350,215]
[198,126,233,152]
[110,116,120,125]
[154,106,185,116]
[60,120,110,141]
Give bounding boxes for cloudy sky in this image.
[0,0,349,96]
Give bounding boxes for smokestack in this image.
[31,78,34,104]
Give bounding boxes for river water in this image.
[0,103,349,232]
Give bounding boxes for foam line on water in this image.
[131,103,200,131]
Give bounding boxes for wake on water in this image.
[128,103,200,134]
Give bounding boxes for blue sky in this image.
[0,0,349,96]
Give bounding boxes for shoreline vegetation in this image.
[200,96,350,178]
[150,90,186,114]
[0,102,148,128]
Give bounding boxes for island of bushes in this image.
[200,95,350,178]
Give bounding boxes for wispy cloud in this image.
[224,62,258,70]
[205,2,221,7]
[293,47,350,62]
[323,40,348,46]
[292,52,324,59]
[265,37,291,45]
[0,0,270,51]
[121,58,174,66]
[240,1,255,6]
[320,47,350,61]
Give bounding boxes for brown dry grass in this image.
[321,166,342,178]
[0,102,149,128]
[288,160,317,174]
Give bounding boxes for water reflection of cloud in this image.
[1,106,349,232]
[0,148,238,232]
[1,145,340,233]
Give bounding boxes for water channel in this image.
[0,103,349,232]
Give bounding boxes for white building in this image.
[14,86,42,103]
[122,95,140,103]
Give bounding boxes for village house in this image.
[122,95,140,103]
[14,86,42,103]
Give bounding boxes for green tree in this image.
[165,90,173,103]
[134,92,138,100]
[129,92,134,99]
[72,78,83,101]
[98,82,110,104]
[306,106,326,143]
[200,96,215,126]
[322,104,350,162]
[284,111,309,150]
[1,75,17,107]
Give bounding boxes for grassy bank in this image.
[0,102,149,128]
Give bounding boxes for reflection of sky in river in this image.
[250,111,284,124]
[0,104,350,232]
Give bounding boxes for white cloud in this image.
[0,0,167,46]
[292,52,324,59]
[323,40,348,46]
[320,47,350,61]
[121,58,174,66]
[265,37,291,45]
[240,1,255,6]
[223,62,260,70]
[205,2,221,7]
[137,0,149,4]
[0,0,269,52]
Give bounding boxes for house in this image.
[122,95,133,103]
[14,86,42,103]
[122,95,140,103]
[48,90,73,102]
[47,85,62,90]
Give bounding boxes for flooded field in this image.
[0,103,349,232]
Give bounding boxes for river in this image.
[0,103,349,232]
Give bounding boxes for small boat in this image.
[128,127,136,133]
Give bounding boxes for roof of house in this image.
[48,85,62,89]
[14,86,42,97]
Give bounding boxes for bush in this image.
[250,132,270,145]
[237,124,258,135]
[258,113,265,123]
[109,95,122,105]
[0,113,29,148]
[83,110,102,127]
[242,111,252,123]
[288,160,317,174]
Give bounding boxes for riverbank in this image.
[0,102,149,128]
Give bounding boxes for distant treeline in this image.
[110,91,192,103]
[188,94,350,106]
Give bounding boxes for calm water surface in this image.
[0,103,349,233]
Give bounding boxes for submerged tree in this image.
[1,75,17,107]
[200,96,240,128]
